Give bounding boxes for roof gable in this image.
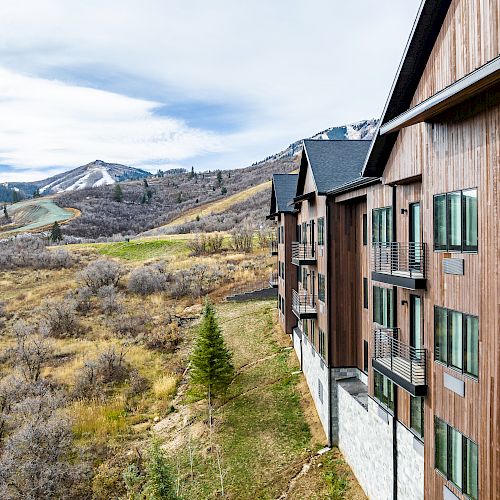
[296,140,371,196]
[270,173,298,214]
[362,0,452,177]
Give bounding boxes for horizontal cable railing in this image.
[373,328,427,387]
[291,289,316,315]
[270,239,278,254]
[269,271,278,287]
[291,242,316,261]
[372,242,426,278]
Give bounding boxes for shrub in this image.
[77,259,125,292]
[11,321,54,383]
[98,285,122,315]
[187,233,224,256]
[230,224,254,252]
[113,313,149,338]
[0,415,87,499]
[128,265,169,295]
[38,299,80,338]
[72,287,93,314]
[73,347,131,399]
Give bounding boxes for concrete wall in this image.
[337,386,424,500]
[292,327,329,439]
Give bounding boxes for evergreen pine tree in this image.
[190,302,234,402]
[188,166,195,180]
[141,194,146,204]
[147,190,153,202]
[33,188,41,198]
[50,221,63,243]
[113,183,123,202]
[176,192,182,204]
[144,441,179,500]
[3,205,8,219]
[216,171,223,186]
[143,178,149,188]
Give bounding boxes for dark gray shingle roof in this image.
[271,173,298,213]
[301,140,372,194]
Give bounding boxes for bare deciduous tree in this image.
[77,259,125,292]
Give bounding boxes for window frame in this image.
[318,273,326,303]
[372,206,393,244]
[410,396,424,440]
[433,306,479,379]
[434,417,478,500]
[373,285,394,328]
[433,188,478,253]
[318,329,325,359]
[363,277,368,309]
[317,217,325,246]
[362,213,368,246]
[374,370,395,413]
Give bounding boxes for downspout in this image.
[392,185,398,500]
[326,199,333,448]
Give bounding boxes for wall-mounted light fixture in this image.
[400,208,408,215]
[401,300,408,306]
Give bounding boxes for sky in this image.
[0,0,421,182]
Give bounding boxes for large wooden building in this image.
[268,0,499,498]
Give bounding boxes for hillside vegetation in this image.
[54,157,297,239]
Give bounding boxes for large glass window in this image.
[373,286,393,328]
[372,207,392,243]
[363,214,367,246]
[363,278,368,309]
[434,307,479,378]
[434,418,478,500]
[318,217,324,246]
[318,274,325,302]
[410,396,424,439]
[433,189,478,252]
[374,371,394,412]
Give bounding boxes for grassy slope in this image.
[163,299,365,500]
[1,197,78,235]
[139,180,271,236]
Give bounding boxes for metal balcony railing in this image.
[373,328,427,394]
[269,270,278,287]
[372,242,426,278]
[291,289,316,318]
[291,242,316,264]
[270,239,278,255]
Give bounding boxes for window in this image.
[363,213,367,246]
[410,396,424,439]
[318,274,326,302]
[434,307,479,378]
[301,222,307,244]
[278,261,281,278]
[372,207,392,243]
[363,340,368,372]
[310,321,315,346]
[433,189,478,252]
[434,417,478,500]
[278,294,281,311]
[319,329,325,358]
[373,286,394,328]
[363,278,368,309]
[281,262,285,280]
[303,319,308,338]
[318,217,325,246]
[301,267,307,289]
[277,227,281,244]
[374,371,394,412]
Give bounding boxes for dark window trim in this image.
[433,305,479,380]
[409,395,425,440]
[434,416,478,500]
[362,213,368,246]
[318,217,325,246]
[363,277,368,309]
[433,188,478,254]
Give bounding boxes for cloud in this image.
[0,0,422,180]
[0,67,224,179]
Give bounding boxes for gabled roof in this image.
[296,140,372,196]
[269,173,298,215]
[362,0,452,177]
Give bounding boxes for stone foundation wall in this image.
[396,422,424,500]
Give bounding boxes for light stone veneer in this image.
[338,386,424,500]
[292,329,330,437]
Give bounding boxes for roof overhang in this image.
[327,177,380,197]
[292,191,315,206]
[380,56,500,135]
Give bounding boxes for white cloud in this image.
[0,67,224,179]
[0,0,422,179]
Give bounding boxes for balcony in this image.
[291,242,316,266]
[372,328,427,396]
[291,289,317,319]
[372,242,427,289]
[269,270,278,288]
[270,239,278,256]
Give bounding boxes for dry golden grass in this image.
[71,397,130,439]
[152,374,178,400]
